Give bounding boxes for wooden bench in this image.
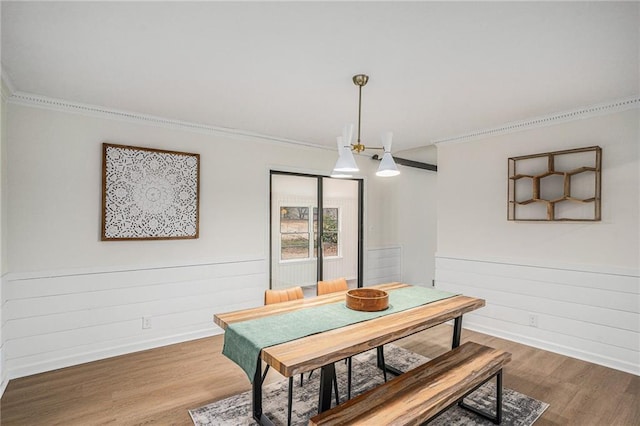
[309,341,512,425]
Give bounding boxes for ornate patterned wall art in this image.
[101,143,200,240]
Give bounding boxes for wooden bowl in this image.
[346,288,389,312]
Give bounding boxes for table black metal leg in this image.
[252,358,275,426]
[452,315,463,348]
[318,363,336,413]
[253,358,262,423]
[377,346,403,377]
[347,357,352,400]
[287,377,293,426]
[496,369,503,424]
[376,346,388,382]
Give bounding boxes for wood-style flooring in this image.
[1,324,638,425]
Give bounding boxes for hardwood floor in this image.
[1,325,638,425]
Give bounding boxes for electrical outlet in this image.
[142,316,152,329]
[528,314,538,328]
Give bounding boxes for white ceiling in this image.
[2,1,638,157]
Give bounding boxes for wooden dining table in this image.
[214,282,485,426]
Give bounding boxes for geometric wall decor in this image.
[508,146,601,221]
[101,143,200,240]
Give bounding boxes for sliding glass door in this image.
[270,172,362,291]
[320,177,360,286]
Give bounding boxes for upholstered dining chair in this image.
[264,286,304,305]
[316,277,349,296]
[263,286,338,425]
[317,278,388,400]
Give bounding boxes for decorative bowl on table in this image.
[346,288,389,312]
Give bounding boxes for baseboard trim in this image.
[464,321,639,376]
[6,328,223,381]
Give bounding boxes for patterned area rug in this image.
[189,344,548,425]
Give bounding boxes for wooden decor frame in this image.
[508,146,601,221]
[101,143,200,240]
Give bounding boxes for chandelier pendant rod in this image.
[353,83,384,151]
[351,74,369,153]
[357,83,362,145]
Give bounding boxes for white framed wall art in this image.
[101,143,200,240]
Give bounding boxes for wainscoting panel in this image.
[366,247,402,285]
[435,256,640,375]
[3,259,268,379]
[0,345,6,399]
[0,273,6,398]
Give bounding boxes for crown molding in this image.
[6,90,332,151]
[432,96,640,145]
[5,87,638,150]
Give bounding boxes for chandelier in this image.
[331,74,399,178]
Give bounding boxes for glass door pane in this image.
[321,177,359,287]
[271,174,318,290]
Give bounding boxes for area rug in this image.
[189,344,549,425]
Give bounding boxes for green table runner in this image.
[222,286,458,382]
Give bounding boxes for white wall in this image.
[395,166,437,286]
[366,163,438,286]
[436,109,639,374]
[2,100,436,380]
[0,78,8,396]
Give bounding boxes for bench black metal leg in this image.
[458,370,503,424]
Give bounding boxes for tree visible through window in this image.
[280,206,339,260]
[315,207,338,257]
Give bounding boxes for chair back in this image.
[264,286,304,305]
[317,277,348,296]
